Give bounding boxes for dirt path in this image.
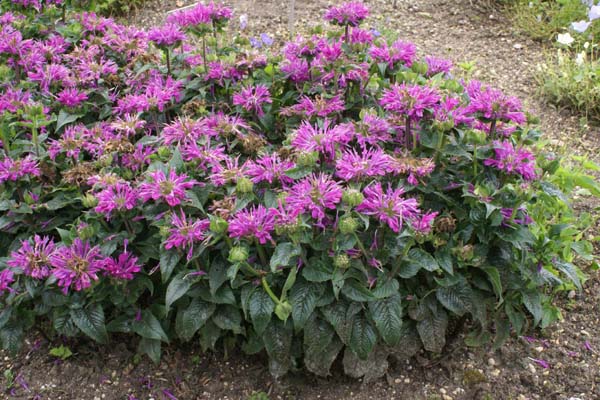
[2,1,599,400]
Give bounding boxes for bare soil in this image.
[2,1,599,399]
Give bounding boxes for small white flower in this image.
[571,20,591,33]
[557,32,575,46]
[239,14,248,30]
[590,5,600,21]
[575,51,586,66]
[584,41,590,49]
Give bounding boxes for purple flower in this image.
[56,88,88,107]
[8,235,56,279]
[286,173,343,223]
[335,147,392,181]
[282,95,345,118]
[148,24,186,47]
[500,207,533,226]
[0,155,40,184]
[466,80,526,125]
[424,56,453,76]
[0,269,15,295]
[161,117,205,146]
[245,154,295,185]
[589,5,600,21]
[138,170,197,207]
[228,205,275,244]
[324,2,369,27]
[411,211,439,234]
[291,119,354,159]
[164,210,210,260]
[380,83,440,121]
[94,181,138,218]
[260,33,274,46]
[484,140,537,181]
[103,249,141,280]
[50,239,107,294]
[232,84,272,116]
[356,182,420,233]
[529,357,550,369]
[370,40,417,68]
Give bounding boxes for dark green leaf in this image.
[262,320,292,378]
[349,312,378,360]
[132,310,169,342]
[212,305,242,334]
[175,298,215,342]
[409,248,440,272]
[436,282,473,316]
[369,294,403,346]
[341,279,375,302]
[70,305,108,344]
[290,280,324,331]
[209,258,228,295]
[138,338,161,364]
[554,260,582,291]
[165,273,191,310]
[249,289,274,335]
[270,242,301,273]
[522,290,543,326]
[160,249,180,283]
[417,304,448,353]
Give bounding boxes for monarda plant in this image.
[0,0,597,381]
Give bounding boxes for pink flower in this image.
[56,88,88,107]
[356,182,420,233]
[411,211,438,234]
[148,23,186,47]
[228,205,275,244]
[370,40,417,68]
[380,83,440,121]
[286,173,343,223]
[232,84,272,117]
[94,181,138,218]
[0,155,40,184]
[483,140,537,181]
[103,249,141,280]
[282,95,345,118]
[466,80,526,125]
[138,170,197,207]
[324,2,369,27]
[291,119,354,159]
[50,239,107,294]
[246,154,295,185]
[424,56,453,76]
[8,235,56,279]
[335,147,392,181]
[0,269,14,295]
[161,117,205,146]
[164,211,210,260]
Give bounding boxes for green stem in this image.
[353,233,368,257]
[489,119,497,137]
[166,48,171,76]
[32,126,39,158]
[256,241,268,267]
[242,261,263,277]
[473,144,478,176]
[261,277,280,304]
[202,36,208,77]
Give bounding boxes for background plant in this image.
[0,0,597,382]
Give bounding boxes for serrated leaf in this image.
[263,320,292,378]
[175,298,215,342]
[270,242,301,273]
[138,337,161,364]
[290,280,324,331]
[0,324,23,354]
[212,305,242,334]
[209,258,228,295]
[482,266,503,301]
[343,346,389,383]
[436,282,473,316]
[132,310,169,342]
[160,249,180,283]
[341,279,375,302]
[302,258,333,282]
[386,321,422,361]
[249,289,274,335]
[522,290,543,326]
[408,248,439,272]
[198,320,221,352]
[369,294,403,346]
[417,305,448,353]
[165,273,191,310]
[435,248,453,275]
[349,312,378,360]
[554,260,582,291]
[70,304,108,344]
[372,279,399,299]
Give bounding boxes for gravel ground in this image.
[1,1,599,399]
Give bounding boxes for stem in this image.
[489,119,497,137]
[166,48,171,76]
[242,261,263,277]
[473,144,478,176]
[405,116,412,149]
[261,277,280,304]
[256,241,268,267]
[344,25,349,43]
[32,126,39,158]
[353,233,368,257]
[202,36,208,77]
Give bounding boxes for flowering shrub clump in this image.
[0,0,597,380]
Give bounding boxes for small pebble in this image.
[488,358,496,367]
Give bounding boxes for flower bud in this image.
[157,146,171,159]
[79,225,96,241]
[82,193,98,208]
[342,189,364,207]
[296,151,319,167]
[228,246,249,263]
[465,129,487,145]
[411,61,428,75]
[210,217,229,234]
[333,253,350,269]
[236,177,254,194]
[338,216,359,234]
[274,300,292,321]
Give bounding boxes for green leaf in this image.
[209,258,228,295]
[321,301,358,345]
[408,248,440,272]
[349,312,378,360]
[262,320,292,378]
[138,337,161,364]
[270,242,301,273]
[436,282,473,316]
[369,294,403,346]
[386,321,422,361]
[371,279,399,299]
[554,260,582,291]
[198,320,222,352]
[49,345,73,360]
[159,249,181,283]
[212,305,242,334]
[284,166,312,179]
[435,248,453,275]
[303,316,341,377]
[341,279,375,302]
[132,310,169,342]
[522,290,543,326]
[289,280,324,331]
[55,110,82,132]
[249,289,275,335]
[274,301,292,322]
[175,298,215,342]
[482,266,503,301]
[70,305,108,344]
[416,303,448,353]
[280,266,297,302]
[0,324,23,354]
[165,273,191,310]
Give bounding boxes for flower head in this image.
[50,239,107,294]
[466,81,526,125]
[228,205,275,244]
[103,246,141,280]
[138,170,197,207]
[164,211,210,260]
[380,83,440,121]
[232,84,271,116]
[148,23,186,47]
[356,182,420,233]
[335,147,392,181]
[8,235,55,279]
[484,140,537,181]
[0,155,40,184]
[324,2,369,27]
[94,181,138,218]
[286,173,343,223]
[0,269,14,295]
